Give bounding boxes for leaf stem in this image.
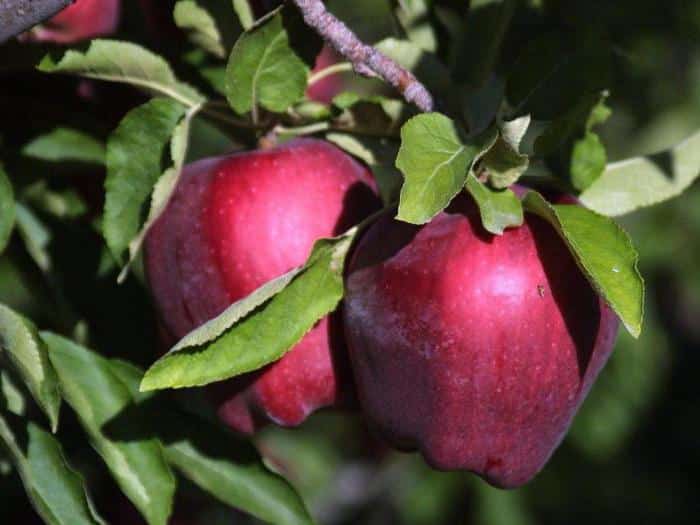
[307,62,354,86]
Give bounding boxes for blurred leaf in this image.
[580,129,700,216]
[174,0,226,58]
[0,304,61,431]
[23,182,87,220]
[108,360,315,525]
[466,176,523,234]
[14,203,51,272]
[570,305,669,460]
[1,370,27,416]
[523,191,644,337]
[0,165,15,253]
[463,75,505,134]
[22,128,105,165]
[395,0,437,52]
[44,333,176,525]
[233,0,255,29]
[571,132,607,191]
[475,480,534,525]
[396,113,497,224]
[141,230,357,390]
[326,133,402,204]
[118,106,198,282]
[38,40,205,107]
[480,115,530,188]
[0,416,104,525]
[226,13,308,115]
[103,98,187,263]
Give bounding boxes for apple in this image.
[144,138,381,434]
[307,45,344,104]
[30,0,121,44]
[343,193,619,488]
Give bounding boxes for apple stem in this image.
[288,0,435,112]
[0,0,74,43]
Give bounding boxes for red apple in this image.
[307,45,344,104]
[343,193,619,488]
[30,0,121,44]
[144,139,380,434]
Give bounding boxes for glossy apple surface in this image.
[32,0,121,44]
[145,139,380,434]
[343,194,619,488]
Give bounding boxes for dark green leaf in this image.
[523,191,644,337]
[103,98,187,263]
[580,129,700,216]
[0,303,61,431]
[0,165,15,253]
[465,176,524,235]
[226,13,308,115]
[396,113,497,224]
[14,203,51,272]
[141,230,357,390]
[0,416,104,525]
[571,132,607,191]
[22,128,105,165]
[44,333,176,525]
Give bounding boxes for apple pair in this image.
[144,138,619,488]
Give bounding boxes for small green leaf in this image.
[395,0,437,52]
[118,106,198,282]
[22,128,105,165]
[174,0,225,58]
[1,370,27,416]
[0,416,104,525]
[0,304,61,431]
[103,98,187,263]
[396,113,497,224]
[480,115,530,189]
[106,360,314,525]
[523,191,644,337]
[0,165,15,253]
[38,39,205,107]
[232,0,255,29]
[226,13,308,115]
[44,333,176,525]
[571,132,607,191]
[465,176,524,235]
[23,181,87,220]
[14,203,51,272]
[141,230,357,390]
[580,129,700,216]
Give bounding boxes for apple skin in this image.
[144,139,380,434]
[31,0,121,44]
[343,193,619,488]
[307,45,344,104]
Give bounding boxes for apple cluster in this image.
[144,139,619,489]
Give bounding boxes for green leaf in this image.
[396,113,497,224]
[106,360,314,525]
[326,132,402,205]
[0,165,15,253]
[23,181,87,220]
[570,132,607,191]
[480,115,530,189]
[103,98,187,263]
[232,0,255,30]
[579,129,700,216]
[522,191,644,337]
[174,0,225,58]
[465,176,524,235]
[1,369,27,416]
[118,106,198,282]
[22,128,106,165]
[0,416,104,525]
[14,203,51,272]
[395,0,437,52]
[226,13,308,115]
[0,304,61,431]
[38,39,205,107]
[43,333,176,525]
[141,230,357,391]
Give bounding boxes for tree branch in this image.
[288,0,435,112]
[0,0,74,43]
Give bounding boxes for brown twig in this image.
[0,0,74,43]
[288,0,435,112]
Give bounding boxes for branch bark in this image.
[0,0,73,43]
[288,0,435,112]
